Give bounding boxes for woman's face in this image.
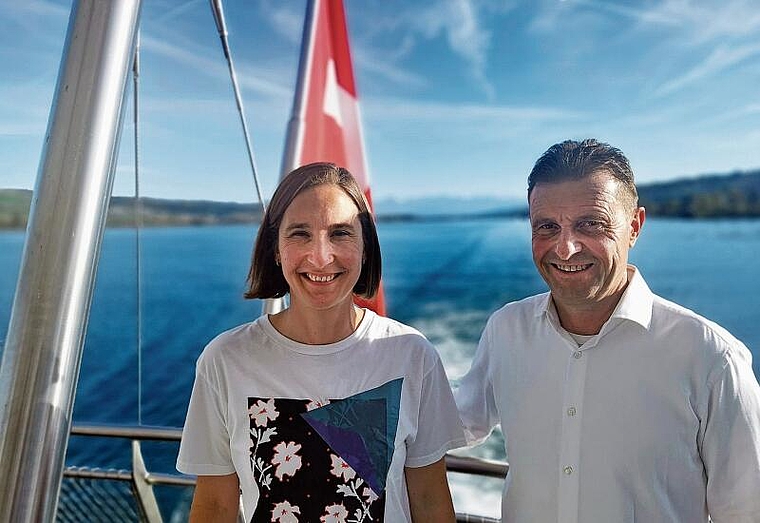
[277,184,364,315]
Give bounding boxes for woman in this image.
[177,162,465,522]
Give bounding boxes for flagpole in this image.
[261,0,321,316]
[280,0,319,177]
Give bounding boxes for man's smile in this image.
[551,263,592,273]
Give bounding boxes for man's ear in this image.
[629,206,646,247]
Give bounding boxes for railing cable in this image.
[132,31,144,427]
[210,0,267,214]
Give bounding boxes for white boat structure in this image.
[0,1,506,521]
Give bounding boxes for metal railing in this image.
[63,423,506,523]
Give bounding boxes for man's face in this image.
[529,171,644,317]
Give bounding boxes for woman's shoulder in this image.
[366,310,427,339]
[363,310,439,357]
[197,319,262,364]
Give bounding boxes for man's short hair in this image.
[527,139,639,210]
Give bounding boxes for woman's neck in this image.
[270,304,365,345]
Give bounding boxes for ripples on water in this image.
[1,217,758,519]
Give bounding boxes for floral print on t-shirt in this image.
[247,378,402,522]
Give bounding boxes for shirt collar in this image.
[534,265,653,331]
[608,265,653,330]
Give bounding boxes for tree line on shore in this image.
[1,169,759,230]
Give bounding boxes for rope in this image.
[132,32,143,427]
[210,0,268,213]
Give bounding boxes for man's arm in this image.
[189,473,240,523]
[454,319,499,445]
[405,458,456,523]
[701,345,760,522]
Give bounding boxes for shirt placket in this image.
[557,347,587,523]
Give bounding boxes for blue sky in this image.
[2,0,760,204]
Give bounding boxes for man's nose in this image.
[555,229,582,260]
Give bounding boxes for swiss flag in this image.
[282,0,386,315]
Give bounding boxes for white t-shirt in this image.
[455,266,760,523]
[177,309,465,522]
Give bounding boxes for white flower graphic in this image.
[271,500,300,523]
[271,441,302,480]
[362,487,378,504]
[305,398,330,411]
[329,454,356,481]
[249,398,279,427]
[320,503,348,523]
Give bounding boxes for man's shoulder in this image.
[650,294,746,354]
[488,292,549,324]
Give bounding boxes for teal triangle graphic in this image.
[301,378,402,494]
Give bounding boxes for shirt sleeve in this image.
[405,347,467,468]
[700,342,760,522]
[176,353,235,476]
[453,317,500,445]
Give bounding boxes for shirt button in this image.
[573,351,583,359]
[563,465,574,475]
[567,406,577,416]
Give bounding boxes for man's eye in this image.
[534,223,557,233]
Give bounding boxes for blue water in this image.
[1,217,759,517]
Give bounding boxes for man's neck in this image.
[553,293,621,335]
[552,266,635,335]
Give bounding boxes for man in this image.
[455,139,760,522]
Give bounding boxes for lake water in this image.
[1,217,759,520]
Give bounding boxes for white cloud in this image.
[0,122,45,137]
[0,0,69,21]
[259,1,304,45]
[154,0,204,25]
[653,42,760,97]
[352,46,429,90]
[364,96,585,123]
[140,34,291,99]
[413,0,496,98]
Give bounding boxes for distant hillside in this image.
[373,195,525,216]
[637,170,760,217]
[109,196,263,226]
[1,169,759,229]
[0,189,31,229]
[0,191,264,230]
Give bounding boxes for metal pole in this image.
[260,0,320,317]
[279,0,318,178]
[0,1,142,521]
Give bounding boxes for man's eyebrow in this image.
[529,215,553,225]
[575,212,607,221]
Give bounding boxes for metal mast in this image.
[0,1,142,520]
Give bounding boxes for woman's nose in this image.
[308,235,334,266]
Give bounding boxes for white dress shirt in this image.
[455,266,760,522]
